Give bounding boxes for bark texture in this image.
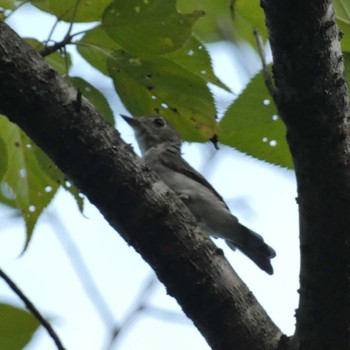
[262,1,350,349]
[0,22,282,349]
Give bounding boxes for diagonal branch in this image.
[0,22,282,350]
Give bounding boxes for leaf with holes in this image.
[102,0,204,55]
[32,141,84,213]
[108,50,217,141]
[219,70,293,168]
[164,36,231,91]
[0,303,40,350]
[0,116,60,250]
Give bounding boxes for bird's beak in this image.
[120,114,140,129]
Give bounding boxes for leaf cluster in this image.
[0,0,348,256]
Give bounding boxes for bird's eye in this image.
[153,118,165,127]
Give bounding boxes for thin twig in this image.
[49,211,161,350]
[40,35,73,57]
[45,18,61,48]
[253,29,277,100]
[67,0,81,36]
[48,212,116,329]
[105,274,158,350]
[41,0,81,57]
[39,28,90,57]
[0,267,66,350]
[3,1,26,20]
[143,306,189,323]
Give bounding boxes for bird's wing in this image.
[158,146,229,209]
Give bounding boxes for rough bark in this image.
[0,22,282,349]
[262,1,350,349]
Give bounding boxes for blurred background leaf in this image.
[31,0,111,22]
[25,38,72,75]
[0,116,60,249]
[77,25,120,76]
[0,303,40,350]
[102,0,204,55]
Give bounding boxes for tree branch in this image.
[0,22,282,350]
[40,35,73,57]
[105,274,157,350]
[253,29,277,100]
[262,1,350,348]
[0,267,65,350]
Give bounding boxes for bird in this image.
[121,115,276,274]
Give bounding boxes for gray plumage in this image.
[121,115,276,274]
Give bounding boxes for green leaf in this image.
[25,38,72,76]
[164,36,231,91]
[102,0,204,55]
[337,21,350,52]
[177,0,235,42]
[234,0,267,34]
[77,27,229,92]
[0,116,59,249]
[0,303,40,350]
[233,0,268,45]
[334,0,350,24]
[343,52,350,86]
[77,26,120,76]
[31,0,111,22]
[32,142,84,213]
[0,0,15,10]
[45,51,71,76]
[0,135,7,181]
[69,76,115,125]
[108,50,217,141]
[334,1,350,52]
[0,182,17,209]
[219,70,292,168]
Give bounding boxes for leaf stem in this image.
[253,29,277,100]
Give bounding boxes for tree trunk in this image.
[262,1,350,348]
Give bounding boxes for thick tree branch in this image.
[262,1,350,348]
[0,22,282,349]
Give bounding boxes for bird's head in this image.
[121,115,181,154]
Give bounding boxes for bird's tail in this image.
[225,223,276,275]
